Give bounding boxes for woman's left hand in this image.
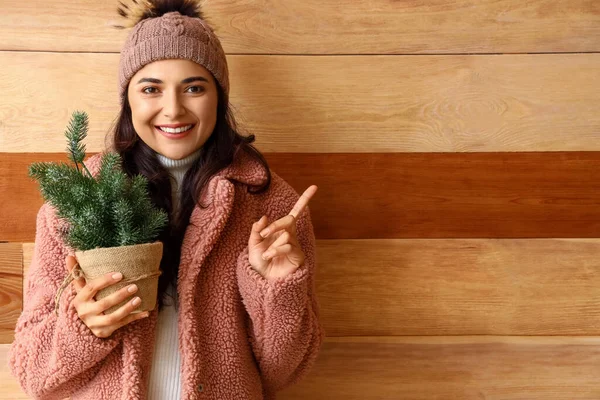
[248,185,318,282]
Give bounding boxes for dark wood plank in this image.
[0,153,74,243]
[0,243,22,344]
[270,152,600,239]
[3,152,600,241]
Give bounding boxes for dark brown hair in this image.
[107,79,271,312]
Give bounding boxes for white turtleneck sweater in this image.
[147,148,202,400]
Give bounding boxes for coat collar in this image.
[197,149,269,204]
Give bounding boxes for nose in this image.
[162,90,185,119]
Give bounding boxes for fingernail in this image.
[112,273,123,280]
[128,284,138,293]
[132,297,141,305]
[260,229,269,238]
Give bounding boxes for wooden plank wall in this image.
[1,0,600,399]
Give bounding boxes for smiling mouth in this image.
[155,124,195,134]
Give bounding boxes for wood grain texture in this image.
[270,152,600,239]
[22,244,33,296]
[316,238,600,336]
[3,152,600,242]
[0,345,29,399]
[0,244,22,344]
[3,337,600,400]
[0,153,73,243]
[1,1,599,54]
[280,336,600,399]
[2,0,600,398]
[17,238,600,337]
[1,52,600,153]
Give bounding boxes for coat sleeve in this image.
[7,202,124,399]
[236,175,325,394]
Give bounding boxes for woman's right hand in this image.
[65,255,150,338]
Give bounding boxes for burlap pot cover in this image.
[54,241,163,316]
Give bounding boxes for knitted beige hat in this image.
[114,0,229,105]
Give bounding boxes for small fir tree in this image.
[29,110,168,251]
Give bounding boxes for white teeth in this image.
[157,125,193,133]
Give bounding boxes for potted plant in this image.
[29,110,168,316]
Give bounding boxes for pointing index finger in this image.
[289,185,318,220]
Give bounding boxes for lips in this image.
[155,124,194,139]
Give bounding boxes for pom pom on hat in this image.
[113,0,204,29]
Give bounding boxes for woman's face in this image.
[127,59,219,160]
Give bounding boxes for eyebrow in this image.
[136,76,209,85]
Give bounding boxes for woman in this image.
[7,1,324,399]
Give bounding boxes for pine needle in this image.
[64,110,93,178]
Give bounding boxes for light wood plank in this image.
[0,243,22,344]
[280,336,600,399]
[18,239,600,337]
[3,337,600,399]
[0,344,29,399]
[4,152,600,242]
[1,52,600,153]
[1,1,599,54]
[316,239,600,336]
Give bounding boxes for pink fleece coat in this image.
[8,150,324,399]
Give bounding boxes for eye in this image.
[142,86,158,94]
[186,86,205,93]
